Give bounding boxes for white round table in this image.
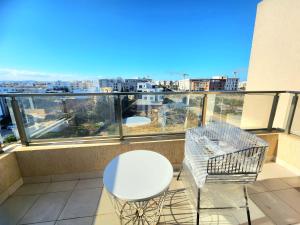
[103,150,173,224]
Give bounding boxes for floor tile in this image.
[260,178,290,191]
[0,195,39,225]
[0,190,9,205]
[247,181,268,195]
[45,181,78,193]
[19,192,70,224]
[59,188,102,219]
[246,217,275,225]
[75,178,103,190]
[232,199,273,225]
[8,178,23,196]
[199,211,240,225]
[93,214,121,225]
[250,191,300,225]
[51,173,80,182]
[257,163,297,180]
[200,184,245,208]
[32,222,55,225]
[56,216,94,225]
[14,183,49,196]
[161,189,196,225]
[95,188,115,215]
[281,176,300,188]
[79,171,102,179]
[273,188,300,214]
[23,176,51,184]
[168,177,184,191]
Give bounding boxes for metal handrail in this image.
[0,90,290,97]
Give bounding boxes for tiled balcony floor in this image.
[0,163,300,225]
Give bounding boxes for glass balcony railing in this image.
[120,93,204,136]
[1,91,299,146]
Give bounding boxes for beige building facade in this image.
[247,0,300,91]
[242,0,300,129]
[242,0,300,172]
[242,0,300,125]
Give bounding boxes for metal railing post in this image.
[201,94,208,126]
[116,94,124,140]
[11,97,29,146]
[62,99,68,114]
[267,93,279,131]
[285,94,298,134]
[184,94,190,130]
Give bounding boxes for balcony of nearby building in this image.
[0,91,300,225]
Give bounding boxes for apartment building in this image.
[178,79,210,91]
[98,78,150,92]
[238,81,247,90]
[224,78,239,91]
[70,80,100,93]
[124,78,151,92]
[98,78,124,92]
[209,76,227,91]
[191,79,210,91]
[136,82,164,106]
[154,80,178,90]
[178,77,238,91]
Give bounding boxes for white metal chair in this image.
[177,122,268,225]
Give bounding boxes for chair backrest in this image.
[207,146,268,175]
[185,122,268,182]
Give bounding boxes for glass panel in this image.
[240,94,275,129]
[0,97,18,146]
[206,93,275,129]
[206,93,244,127]
[273,93,291,130]
[16,95,118,139]
[121,93,203,135]
[291,98,300,136]
[5,97,20,141]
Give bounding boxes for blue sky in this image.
[0,0,260,81]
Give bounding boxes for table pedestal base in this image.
[109,191,167,225]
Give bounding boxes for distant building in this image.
[191,79,210,91]
[238,81,247,90]
[0,82,48,93]
[224,78,239,91]
[178,79,210,91]
[70,80,100,93]
[136,82,164,106]
[0,87,18,93]
[209,77,227,91]
[178,79,191,91]
[155,80,178,90]
[178,76,238,91]
[124,78,151,92]
[98,78,124,92]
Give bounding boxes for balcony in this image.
[0,91,300,225]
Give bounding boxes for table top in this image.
[103,150,173,201]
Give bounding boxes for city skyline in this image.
[0,0,259,81]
